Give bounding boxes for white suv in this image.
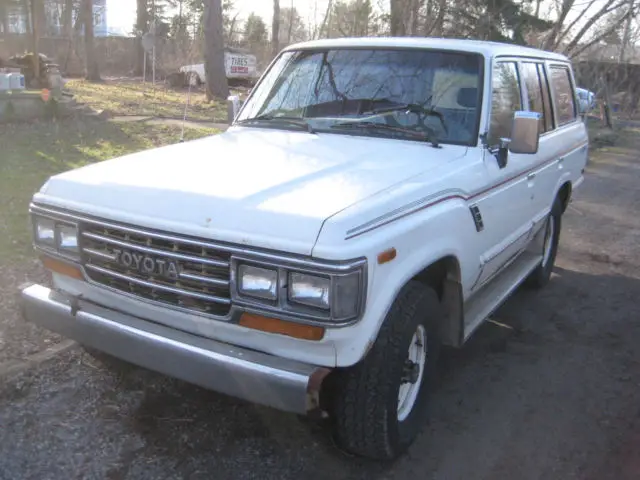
[22,38,588,461]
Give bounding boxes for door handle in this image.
[527,173,536,181]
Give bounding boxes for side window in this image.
[521,62,548,134]
[549,65,577,126]
[537,64,554,132]
[488,61,522,147]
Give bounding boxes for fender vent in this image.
[470,205,484,232]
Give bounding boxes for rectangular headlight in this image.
[34,217,56,247]
[288,272,330,310]
[238,264,278,300]
[57,223,79,254]
[33,216,79,259]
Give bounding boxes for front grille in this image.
[79,222,232,316]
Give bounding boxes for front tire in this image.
[526,197,562,288]
[329,281,441,460]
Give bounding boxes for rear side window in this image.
[549,65,576,126]
[488,61,522,147]
[521,62,551,134]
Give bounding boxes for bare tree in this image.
[62,0,74,38]
[0,2,8,35]
[390,0,404,35]
[272,0,280,57]
[565,1,627,51]
[315,0,332,39]
[204,0,229,101]
[28,0,40,81]
[136,0,149,76]
[83,0,100,81]
[617,0,634,61]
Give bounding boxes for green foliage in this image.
[278,7,307,45]
[325,0,375,38]
[454,0,553,45]
[244,13,268,47]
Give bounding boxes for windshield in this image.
[236,48,483,146]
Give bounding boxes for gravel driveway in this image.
[1,130,639,480]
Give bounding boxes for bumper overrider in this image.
[21,284,330,414]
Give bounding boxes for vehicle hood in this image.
[35,127,467,255]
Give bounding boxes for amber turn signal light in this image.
[40,255,84,280]
[239,313,325,341]
[377,247,397,265]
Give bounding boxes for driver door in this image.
[471,59,537,291]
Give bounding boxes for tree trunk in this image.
[23,0,32,35]
[316,0,332,39]
[0,3,8,35]
[83,0,101,81]
[430,0,446,36]
[287,0,294,44]
[410,0,424,36]
[618,0,634,62]
[542,0,575,50]
[272,0,280,57]
[136,0,149,76]
[204,0,229,101]
[390,0,405,36]
[29,0,40,81]
[63,0,74,38]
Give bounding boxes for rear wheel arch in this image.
[557,181,572,213]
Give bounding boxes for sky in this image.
[107,0,328,36]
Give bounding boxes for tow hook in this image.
[69,294,83,317]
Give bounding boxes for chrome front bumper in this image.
[20,284,330,414]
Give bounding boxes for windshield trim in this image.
[234,47,485,148]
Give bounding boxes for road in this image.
[1,131,639,480]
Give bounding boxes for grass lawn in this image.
[64,78,232,122]
[0,117,219,267]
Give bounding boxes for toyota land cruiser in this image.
[21,37,588,461]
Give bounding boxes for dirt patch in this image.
[0,262,63,365]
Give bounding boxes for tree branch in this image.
[568,6,634,58]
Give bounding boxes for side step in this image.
[463,251,542,341]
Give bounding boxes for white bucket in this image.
[9,73,25,90]
[0,73,11,92]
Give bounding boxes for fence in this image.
[0,33,210,78]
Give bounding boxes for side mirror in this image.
[508,111,541,154]
[494,111,540,168]
[227,95,241,124]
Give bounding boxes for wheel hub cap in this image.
[401,360,420,384]
[397,325,428,422]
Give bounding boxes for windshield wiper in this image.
[363,103,448,135]
[237,114,316,133]
[330,121,440,147]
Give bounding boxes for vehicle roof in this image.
[284,37,570,62]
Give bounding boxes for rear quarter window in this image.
[549,65,577,126]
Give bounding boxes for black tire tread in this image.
[331,281,440,460]
[526,197,563,289]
